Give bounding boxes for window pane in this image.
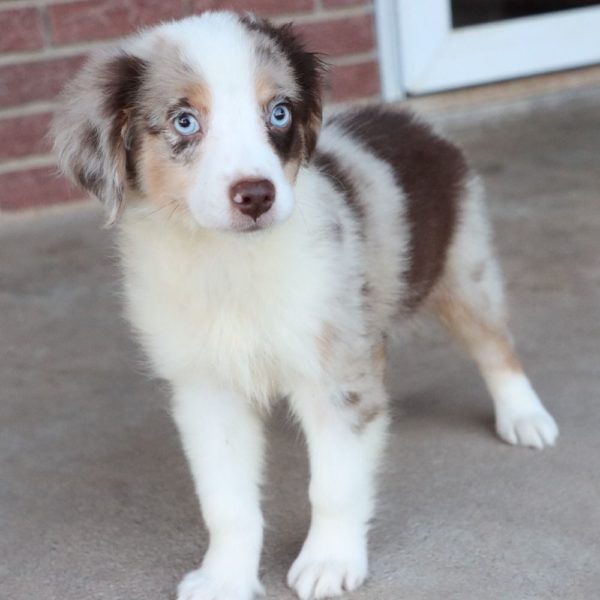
[452,0,600,28]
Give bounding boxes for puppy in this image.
[52,11,558,600]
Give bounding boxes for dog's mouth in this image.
[228,208,280,233]
[231,218,274,233]
[236,223,262,233]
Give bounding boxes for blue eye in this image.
[173,113,200,136]
[270,103,291,129]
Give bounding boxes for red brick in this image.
[295,14,375,57]
[329,60,379,101]
[0,55,86,110]
[191,0,313,17]
[323,0,368,7]
[0,8,44,52]
[48,0,185,45]
[0,167,83,211]
[0,113,53,162]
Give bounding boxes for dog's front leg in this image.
[287,380,389,600]
[172,380,265,600]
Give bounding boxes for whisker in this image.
[141,198,180,220]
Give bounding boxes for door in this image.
[375,0,600,98]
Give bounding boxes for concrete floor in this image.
[1,90,599,600]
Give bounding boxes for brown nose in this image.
[230,179,275,221]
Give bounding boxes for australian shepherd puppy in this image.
[52,11,558,600]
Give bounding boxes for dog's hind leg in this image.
[428,179,558,448]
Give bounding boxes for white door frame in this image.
[375,0,600,100]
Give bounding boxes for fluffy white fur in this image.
[52,12,558,600]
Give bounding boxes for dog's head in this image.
[52,12,325,231]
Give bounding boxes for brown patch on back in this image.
[330,107,469,311]
[313,150,366,239]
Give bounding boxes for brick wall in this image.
[0,0,380,212]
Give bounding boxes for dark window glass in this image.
[452,0,600,28]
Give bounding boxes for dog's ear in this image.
[52,50,148,225]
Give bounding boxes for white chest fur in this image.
[117,204,341,403]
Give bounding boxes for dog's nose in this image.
[230,179,275,221]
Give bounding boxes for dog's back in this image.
[316,107,469,313]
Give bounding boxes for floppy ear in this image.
[51,49,148,225]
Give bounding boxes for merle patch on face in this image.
[241,16,326,166]
[265,99,301,163]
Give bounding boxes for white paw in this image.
[491,375,559,449]
[287,543,367,599]
[496,406,559,449]
[177,568,263,600]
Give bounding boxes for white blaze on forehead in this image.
[158,13,257,100]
